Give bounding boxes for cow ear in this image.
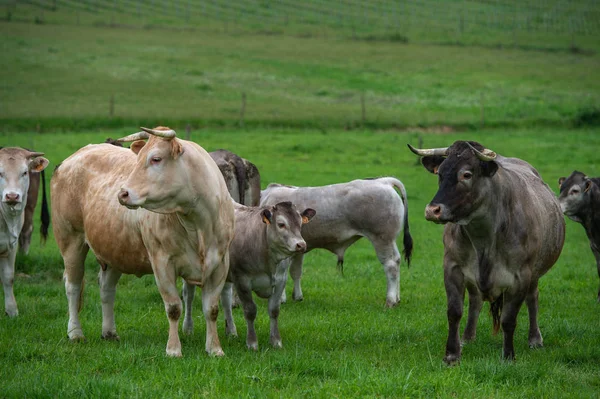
[131,140,146,155]
[301,208,316,224]
[421,156,445,175]
[585,180,593,193]
[261,209,272,225]
[558,177,566,187]
[29,156,49,173]
[481,161,498,177]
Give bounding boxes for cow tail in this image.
[40,169,50,245]
[490,294,504,335]
[390,178,413,267]
[232,155,247,205]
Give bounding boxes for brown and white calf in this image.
[183,201,315,350]
[51,127,234,357]
[0,147,49,317]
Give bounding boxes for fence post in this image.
[361,92,366,127]
[480,92,485,129]
[240,92,247,128]
[109,95,115,118]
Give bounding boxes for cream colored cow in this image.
[51,127,234,357]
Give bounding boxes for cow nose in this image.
[118,189,130,203]
[296,241,307,253]
[4,192,20,203]
[425,204,442,221]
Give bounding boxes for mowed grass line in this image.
[0,127,599,397]
[1,22,599,131]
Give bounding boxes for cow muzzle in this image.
[425,203,447,224]
[118,188,140,209]
[295,241,307,253]
[3,191,22,207]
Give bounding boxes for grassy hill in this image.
[1,1,599,131]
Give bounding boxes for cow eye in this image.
[151,157,162,164]
[277,222,286,229]
[22,171,28,177]
[571,188,580,195]
[462,171,473,180]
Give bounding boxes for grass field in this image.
[1,2,599,397]
[1,21,600,132]
[0,127,599,398]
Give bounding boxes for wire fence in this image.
[4,0,600,47]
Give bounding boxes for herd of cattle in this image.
[0,129,598,364]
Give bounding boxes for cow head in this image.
[558,171,595,220]
[261,201,315,255]
[116,127,187,213]
[0,147,48,213]
[408,141,498,225]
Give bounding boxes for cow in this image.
[0,146,50,255]
[209,149,261,206]
[558,171,600,301]
[408,140,565,363]
[182,201,315,350]
[0,147,49,317]
[260,177,413,308]
[51,127,235,357]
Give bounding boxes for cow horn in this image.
[115,131,150,143]
[467,143,497,161]
[140,127,177,139]
[406,144,449,157]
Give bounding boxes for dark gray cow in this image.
[0,147,49,317]
[209,149,261,206]
[409,141,565,363]
[260,177,412,307]
[182,201,315,350]
[558,171,600,300]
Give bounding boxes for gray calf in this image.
[183,201,315,350]
[558,171,600,300]
[260,177,412,307]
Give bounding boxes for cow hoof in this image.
[208,348,225,357]
[69,335,86,343]
[247,343,258,351]
[443,354,460,366]
[166,348,183,357]
[385,299,399,308]
[528,341,544,349]
[5,309,18,318]
[292,296,303,302]
[271,341,282,349]
[101,331,120,341]
[226,330,238,338]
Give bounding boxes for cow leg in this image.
[462,283,483,343]
[61,239,89,341]
[370,238,401,307]
[500,292,526,361]
[152,266,183,357]
[269,261,289,348]
[200,253,227,357]
[526,281,543,348]
[181,281,196,335]
[289,252,305,302]
[99,266,122,340]
[0,251,18,317]
[443,264,465,365]
[220,282,238,337]
[592,246,600,302]
[236,281,258,350]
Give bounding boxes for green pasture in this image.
[0,127,599,398]
[1,21,600,132]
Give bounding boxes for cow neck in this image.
[459,176,505,253]
[0,204,23,251]
[578,186,600,244]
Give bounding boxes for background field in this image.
[1,1,600,398]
